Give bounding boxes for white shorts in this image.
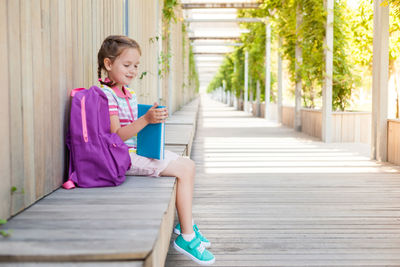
[126,150,179,177]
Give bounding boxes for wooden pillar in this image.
[156,0,162,103]
[223,81,226,104]
[244,50,249,112]
[322,0,333,142]
[256,80,261,117]
[168,23,173,110]
[277,37,283,123]
[294,3,303,131]
[371,0,389,161]
[265,19,271,119]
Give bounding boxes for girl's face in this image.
[105,47,141,88]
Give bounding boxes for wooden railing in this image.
[388,119,400,165]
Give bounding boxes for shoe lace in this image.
[197,241,205,254]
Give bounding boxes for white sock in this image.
[181,231,195,242]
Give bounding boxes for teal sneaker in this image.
[173,235,215,265]
[174,223,211,247]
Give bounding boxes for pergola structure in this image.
[182,0,390,161]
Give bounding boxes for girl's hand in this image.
[144,102,168,124]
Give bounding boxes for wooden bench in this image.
[0,97,200,267]
[165,98,200,157]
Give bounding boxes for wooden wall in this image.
[332,112,371,144]
[282,106,295,128]
[301,109,322,139]
[269,106,371,144]
[0,0,197,220]
[387,119,400,164]
[129,0,160,105]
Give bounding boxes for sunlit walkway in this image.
[166,95,400,266]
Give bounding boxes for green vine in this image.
[208,0,356,111]
[0,219,11,238]
[163,0,178,25]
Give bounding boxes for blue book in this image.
[137,104,165,160]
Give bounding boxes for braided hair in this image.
[97,35,141,87]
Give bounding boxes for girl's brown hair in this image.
[97,35,141,87]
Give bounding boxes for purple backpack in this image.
[63,86,131,189]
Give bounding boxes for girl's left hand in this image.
[144,102,168,123]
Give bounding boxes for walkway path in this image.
[166,95,400,266]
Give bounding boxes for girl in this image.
[97,35,215,265]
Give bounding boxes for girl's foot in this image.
[174,223,211,247]
[174,235,215,265]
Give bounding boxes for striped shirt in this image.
[100,84,138,153]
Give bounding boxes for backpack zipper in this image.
[81,96,88,142]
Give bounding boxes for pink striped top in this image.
[100,84,138,153]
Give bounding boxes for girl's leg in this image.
[160,157,195,234]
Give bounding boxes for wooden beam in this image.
[371,0,389,161]
[322,0,333,142]
[194,52,228,55]
[182,2,260,9]
[185,18,264,23]
[189,36,240,40]
[294,2,303,132]
[191,42,243,46]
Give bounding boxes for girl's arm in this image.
[110,103,168,141]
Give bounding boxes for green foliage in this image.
[0,219,10,238]
[188,45,200,92]
[384,0,400,17]
[163,0,178,24]
[208,0,357,111]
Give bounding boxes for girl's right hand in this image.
[144,102,168,124]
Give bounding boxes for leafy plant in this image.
[0,219,11,238]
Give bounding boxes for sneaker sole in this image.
[173,241,215,265]
[174,228,212,248]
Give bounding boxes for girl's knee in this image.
[183,158,196,175]
[175,157,196,180]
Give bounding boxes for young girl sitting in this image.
[97,35,215,265]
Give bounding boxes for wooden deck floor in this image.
[166,95,400,267]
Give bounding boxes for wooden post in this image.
[223,81,226,103]
[265,19,271,120]
[277,37,283,123]
[168,22,173,111]
[322,0,333,142]
[371,0,389,161]
[156,0,162,103]
[256,80,261,117]
[244,50,249,112]
[294,3,303,131]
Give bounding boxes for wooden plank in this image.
[83,0,92,87]
[20,0,36,206]
[144,183,176,267]
[166,115,196,125]
[0,0,11,220]
[31,0,44,201]
[165,145,187,156]
[166,95,400,266]
[40,0,53,199]
[0,177,176,262]
[50,0,64,191]
[165,124,193,146]
[8,0,25,215]
[7,262,143,267]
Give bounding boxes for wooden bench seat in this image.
[0,98,200,267]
